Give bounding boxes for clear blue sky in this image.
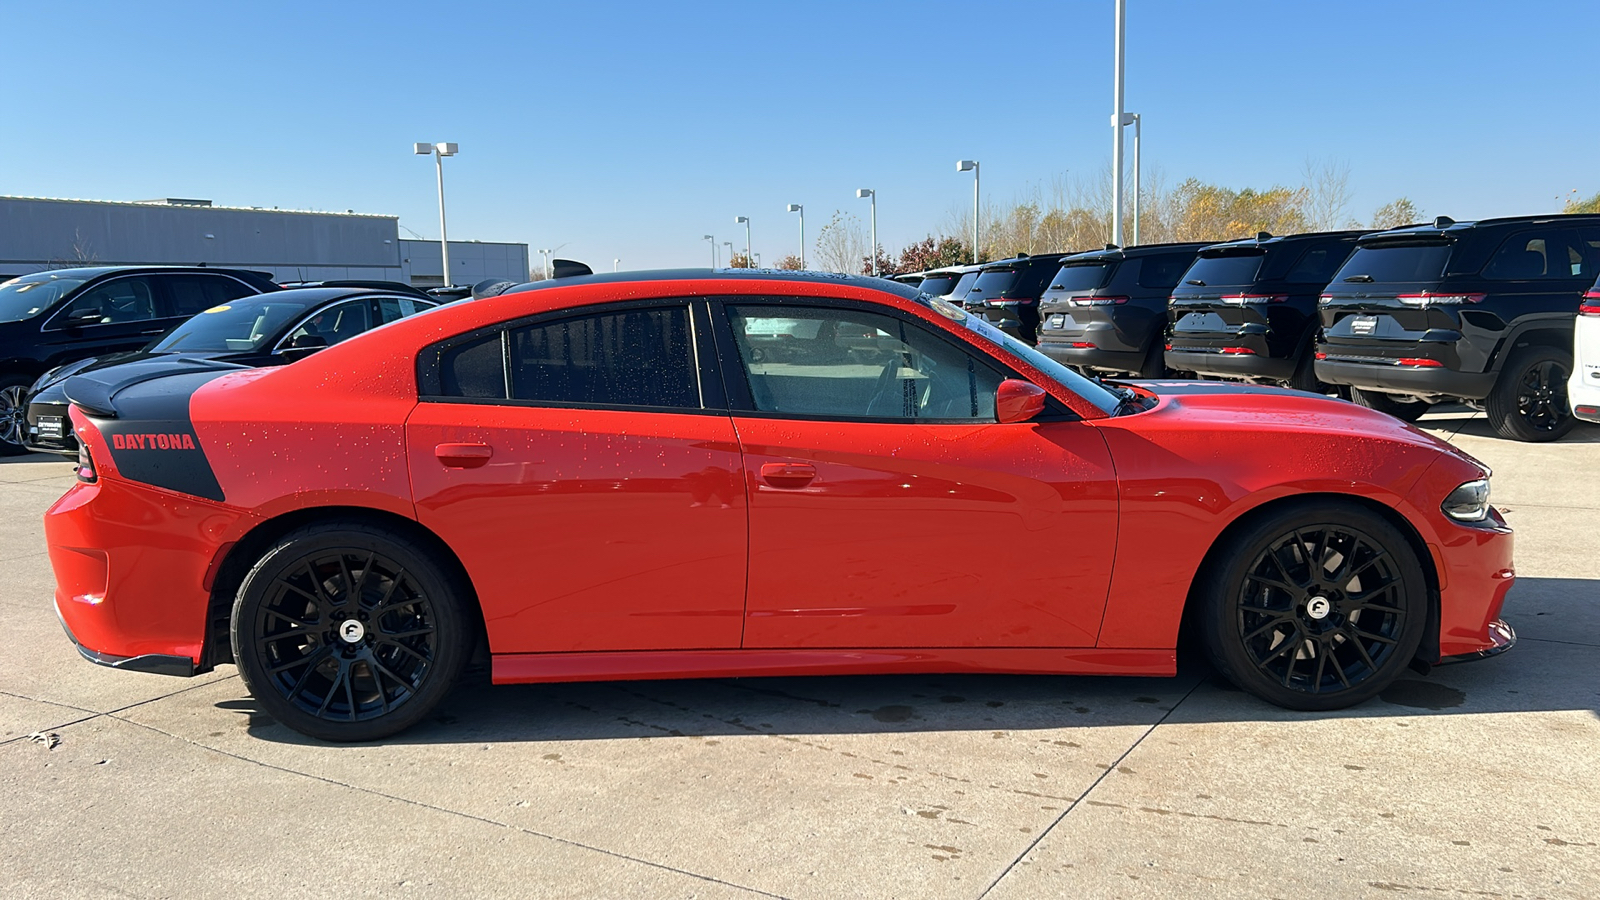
[4,0,1596,272]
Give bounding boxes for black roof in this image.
[8,264,275,281]
[1362,213,1600,242]
[1059,241,1215,264]
[978,253,1074,271]
[1199,230,1370,253]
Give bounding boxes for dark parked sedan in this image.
[24,287,436,454]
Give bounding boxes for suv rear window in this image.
[1136,254,1192,290]
[968,268,1018,301]
[1284,246,1352,284]
[1336,243,1451,284]
[917,274,960,296]
[1181,253,1263,288]
[1048,263,1113,293]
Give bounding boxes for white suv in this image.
[1572,278,1600,423]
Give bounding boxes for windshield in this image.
[968,268,1019,302]
[150,299,319,353]
[1335,243,1452,284]
[1181,252,1264,288]
[919,295,1121,415]
[1044,262,1114,294]
[917,274,960,296]
[0,274,87,324]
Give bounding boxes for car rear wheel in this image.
[1200,502,1427,710]
[0,376,32,456]
[1349,387,1430,422]
[1486,346,1574,442]
[231,523,471,742]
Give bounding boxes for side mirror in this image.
[63,308,105,326]
[290,334,328,350]
[996,379,1047,424]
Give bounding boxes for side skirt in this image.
[492,647,1176,685]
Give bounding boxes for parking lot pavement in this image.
[2,416,1597,900]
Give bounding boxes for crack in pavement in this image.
[0,676,242,746]
[973,676,1205,900]
[102,713,793,900]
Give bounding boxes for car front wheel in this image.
[0,376,33,456]
[231,523,471,741]
[1200,502,1427,710]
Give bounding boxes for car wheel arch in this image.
[1486,321,1575,375]
[200,505,486,672]
[1175,491,1441,667]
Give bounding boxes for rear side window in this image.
[1283,245,1352,284]
[1335,243,1451,283]
[509,307,699,409]
[1136,254,1192,290]
[165,275,258,316]
[440,333,505,398]
[1483,230,1577,280]
[1181,253,1264,288]
[377,296,435,323]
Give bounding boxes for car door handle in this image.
[760,462,816,489]
[435,442,493,468]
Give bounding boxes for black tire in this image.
[1137,339,1167,378]
[1485,346,1574,442]
[231,523,472,741]
[0,374,33,456]
[1350,387,1430,422]
[1287,340,1321,393]
[1200,501,1427,711]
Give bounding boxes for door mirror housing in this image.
[996,379,1047,424]
[63,308,105,327]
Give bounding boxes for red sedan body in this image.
[46,272,1514,694]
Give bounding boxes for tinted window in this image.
[377,296,435,323]
[726,304,1002,420]
[1284,245,1352,284]
[509,307,698,408]
[917,274,960,296]
[165,274,258,316]
[1337,243,1452,283]
[58,277,159,325]
[0,274,87,324]
[282,299,374,348]
[1049,263,1114,293]
[441,333,506,399]
[1483,231,1574,280]
[152,298,318,352]
[1137,255,1194,290]
[968,268,1019,303]
[1181,253,1264,288]
[946,271,980,301]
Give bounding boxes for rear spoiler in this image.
[63,357,249,419]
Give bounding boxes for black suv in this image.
[1316,215,1600,441]
[961,253,1073,344]
[1036,242,1211,377]
[0,266,279,454]
[1166,231,1366,390]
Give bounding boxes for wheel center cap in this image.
[338,619,366,643]
[1305,596,1332,621]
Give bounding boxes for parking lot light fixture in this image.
[613,258,620,272]
[857,189,877,276]
[539,248,551,280]
[1124,113,1142,245]
[724,241,734,268]
[957,161,979,263]
[703,235,716,269]
[735,216,751,270]
[414,141,459,288]
[786,204,804,268]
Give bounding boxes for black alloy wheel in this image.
[1202,502,1426,710]
[0,376,31,456]
[232,524,470,741]
[1487,346,1573,442]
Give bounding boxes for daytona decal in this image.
[110,432,199,451]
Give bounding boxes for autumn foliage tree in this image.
[773,254,805,270]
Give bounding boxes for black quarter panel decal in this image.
[66,366,236,503]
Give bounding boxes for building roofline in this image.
[0,195,397,219]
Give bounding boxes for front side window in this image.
[510,307,699,408]
[726,304,1002,420]
[282,299,374,348]
[58,277,158,325]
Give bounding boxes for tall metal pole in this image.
[973,163,981,263]
[435,150,451,287]
[704,235,715,268]
[744,220,751,269]
[798,208,804,268]
[1111,0,1126,247]
[1131,113,1141,246]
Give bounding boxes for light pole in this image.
[1110,0,1127,247]
[613,258,620,272]
[703,235,716,268]
[786,204,804,268]
[723,241,734,268]
[753,252,761,268]
[1127,113,1141,245]
[735,216,751,269]
[957,160,980,263]
[538,249,552,280]
[857,188,877,276]
[413,142,459,286]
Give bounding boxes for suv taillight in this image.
[1397,292,1486,306]
[76,442,97,484]
[1580,290,1600,316]
[1221,294,1288,304]
[1069,295,1130,306]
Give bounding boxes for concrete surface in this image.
[2,412,1596,899]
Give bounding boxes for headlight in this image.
[1442,478,1491,523]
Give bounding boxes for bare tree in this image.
[1302,157,1354,231]
[814,210,867,273]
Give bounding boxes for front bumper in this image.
[1436,619,1516,665]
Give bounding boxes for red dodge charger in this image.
[45,271,1516,740]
